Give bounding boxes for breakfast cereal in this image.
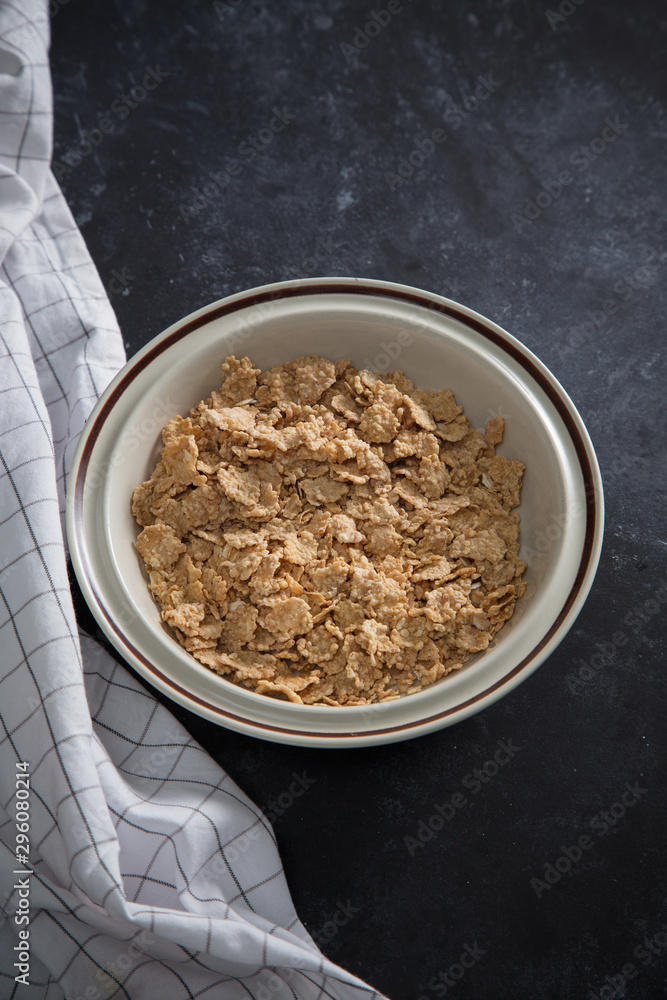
[132,355,526,705]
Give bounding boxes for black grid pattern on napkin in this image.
[0,3,385,998]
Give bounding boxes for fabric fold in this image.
[0,3,386,997]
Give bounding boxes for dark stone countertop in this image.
[52,2,667,997]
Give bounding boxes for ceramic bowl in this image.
[67,277,604,747]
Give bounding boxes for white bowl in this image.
[67,278,604,747]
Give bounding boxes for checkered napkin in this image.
[0,4,386,998]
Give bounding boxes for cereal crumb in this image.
[132,355,526,705]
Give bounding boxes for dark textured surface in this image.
[53,2,666,998]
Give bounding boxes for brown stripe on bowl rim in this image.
[72,280,601,741]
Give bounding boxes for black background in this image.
[52,2,666,998]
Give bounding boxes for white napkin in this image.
[0,4,386,997]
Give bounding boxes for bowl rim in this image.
[67,276,604,745]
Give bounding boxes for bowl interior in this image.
[74,284,598,745]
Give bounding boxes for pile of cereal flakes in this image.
[132,355,526,706]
